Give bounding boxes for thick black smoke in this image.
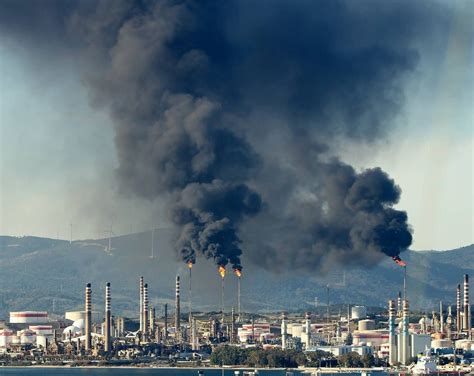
[1,0,450,271]
[171,180,261,268]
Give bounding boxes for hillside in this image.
[0,231,472,319]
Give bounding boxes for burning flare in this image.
[233,268,242,278]
[218,265,226,279]
[187,260,193,269]
[392,255,407,267]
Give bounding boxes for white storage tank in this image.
[351,306,367,320]
[11,335,20,344]
[288,323,303,337]
[0,329,14,347]
[36,335,48,348]
[10,311,48,324]
[65,311,101,323]
[431,338,453,349]
[358,319,376,331]
[29,325,53,336]
[19,329,36,345]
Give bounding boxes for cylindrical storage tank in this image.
[454,340,473,351]
[351,306,367,320]
[29,325,53,336]
[36,335,48,348]
[20,329,36,345]
[358,319,376,331]
[11,335,20,344]
[289,324,303,337]
[0,329,14,347]
[65,311,101,323]
[10,311,48,324]
[431,339,453,349]
[65,311,84,321]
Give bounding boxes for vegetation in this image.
[210,346,385,368]
[211,346,340,368]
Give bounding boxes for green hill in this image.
[0,232,472,319]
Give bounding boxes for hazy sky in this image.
[0,0,472,252]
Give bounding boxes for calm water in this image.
[0,369,385,376]
[0,369,308,376]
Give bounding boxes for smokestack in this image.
[304,312,311,350]
[457,284,462,332]
[446,305,453,339]
[143,283,149,337]
[85,283,92,351]
[149,306,155,334]
[164,303,168,340]
[104,282,111,352]
[139,276,144,332]
[463,274,470,331]
[388,300,397,366]
[188,261,193,324]
[439,301,444,333]
[230,307,235,344]
[401,299,410,365]
[397,291,402,318]
[175,275,181,341]
[281,312,288,350]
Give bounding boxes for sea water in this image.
[0,368,388,376]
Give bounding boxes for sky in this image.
[0,0,472,257]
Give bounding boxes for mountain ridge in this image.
[0,232,472,319]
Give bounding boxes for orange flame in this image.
[187,260,193,269]
[233,268,242,278]
[218,265,226,279]
[391,255,407,267]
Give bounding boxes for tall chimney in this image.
[281,312,288,350]
[230,307,235,344]
[388,300,397,365]
[463,274,470,331]
[149,306,155,334]
[446,305,453,339]
[397,291,402,318]
[175,275,181,341]
[457,284,462,332]
[304,312,311,350]
[439,301,444,333]
[85,283,92,351]
[164,303,168,340]
[139,276,144,332]
[104,282,111,352]
[143,283,149,337]
[401,300,410,365]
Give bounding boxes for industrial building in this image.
[0,272,472,372]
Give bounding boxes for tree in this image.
[361,353,375,368]
[306,350,330,367]
[210,345,248,366]
[338,352,363,367]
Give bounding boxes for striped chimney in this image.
[175,275,181,341]
[388,300,397,365]
[139,276,144,332]
[104,282,111,352]
[464,274,470,331]
[85,283,92,351]
[457,284,462,332]
[149,306,155,333]
[143,283,149,335]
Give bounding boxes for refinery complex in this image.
[0,267,473,373]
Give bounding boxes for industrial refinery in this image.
[0,269,472,373]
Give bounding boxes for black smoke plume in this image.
[1,0,450,271]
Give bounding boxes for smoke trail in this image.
[1,0,452,271]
